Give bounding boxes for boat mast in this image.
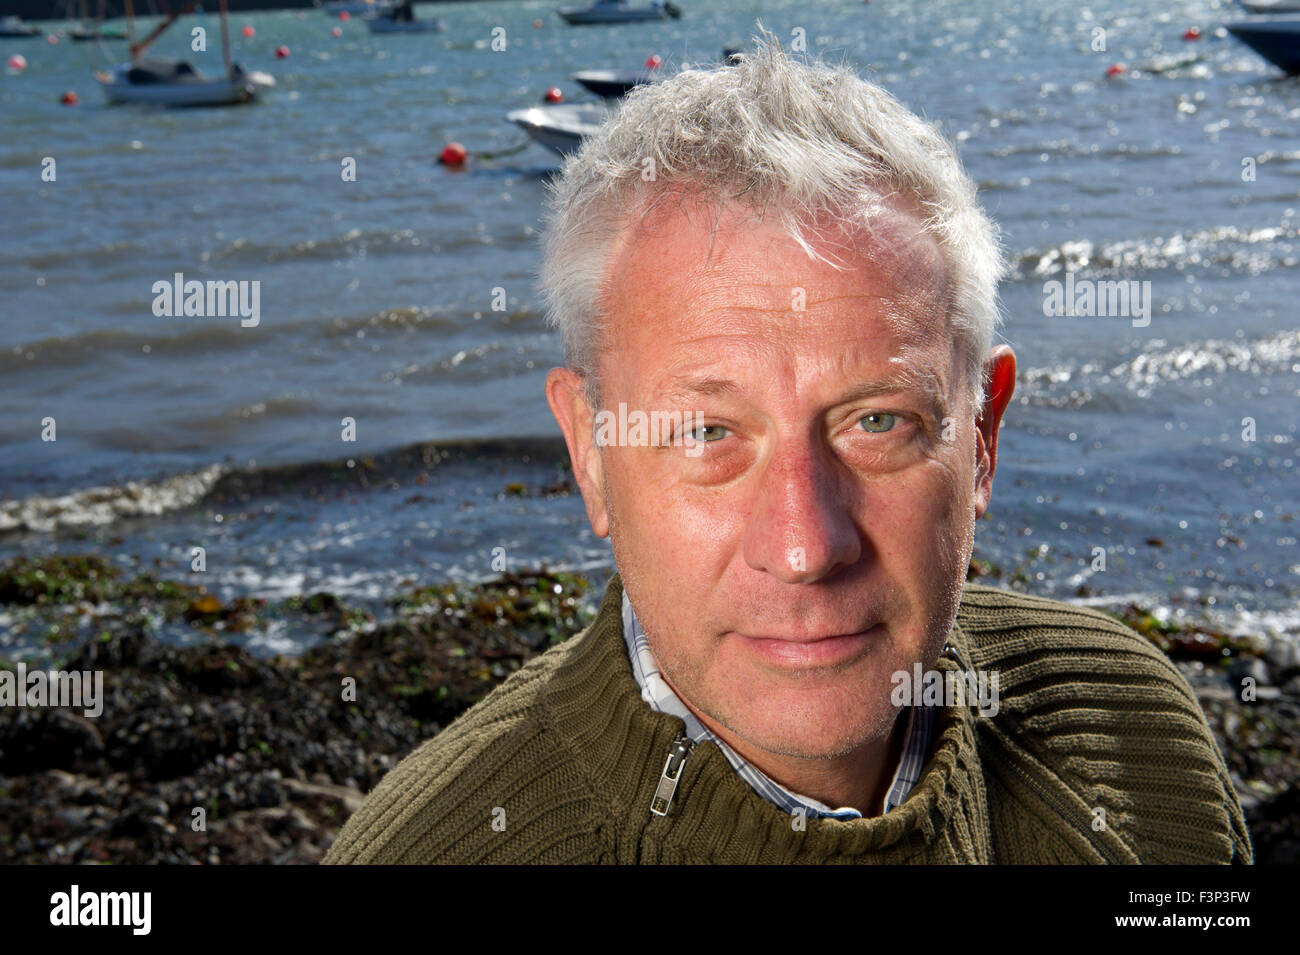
[130,0,198,61]
[219,0,232,79]
[124,0,136,55]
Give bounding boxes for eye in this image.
[858,412,896,434]
[687,423,729,443]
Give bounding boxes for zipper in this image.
[936,645,1126,864]
[650,733,695,816]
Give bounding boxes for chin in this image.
[704,661,906,761]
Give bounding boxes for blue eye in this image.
[859,413,896,434]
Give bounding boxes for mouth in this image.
[731,625,883,669]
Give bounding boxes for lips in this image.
[733,625,882,668]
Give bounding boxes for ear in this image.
[545,367,610,538]
[973,346,1017,519]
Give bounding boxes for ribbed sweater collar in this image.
[538,573,994,863]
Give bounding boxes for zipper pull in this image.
[650,733,695,816]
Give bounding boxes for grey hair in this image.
[536,27,1005,411]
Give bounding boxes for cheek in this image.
[612,451,742,539]
[868,456,973,581]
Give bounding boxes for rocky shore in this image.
[1,554,1296,864]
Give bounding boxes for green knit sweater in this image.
[323,574,1253,864]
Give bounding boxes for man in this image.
[324,34,1251,864]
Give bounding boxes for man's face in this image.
[551,193,993,762]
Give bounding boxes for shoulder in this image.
[955,584,1252,863]
[322,630,605,864]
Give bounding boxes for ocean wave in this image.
[0,306,476,373]
[1019,329,1300,397]
[1017,223,1300,279]
[0,465,226,535]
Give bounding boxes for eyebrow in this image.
[658,367,949,416]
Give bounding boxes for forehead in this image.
[598,192,955,394]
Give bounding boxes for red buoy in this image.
[439,142,468,166]
[543,86,563,103]
[1106,63,1125,77]
[241,25,255,37]
[645,54,662,69]
[61,90,78,105]
[46,33,58,44]
[1183,27,1201,41]
[532,18,543,29]
[331,26,342,37]
[338,10,350,20]
[7,53,27,71]
[275,44,290,58]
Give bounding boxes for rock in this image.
[1266,638,1299,678]
[1227,656,1271,688]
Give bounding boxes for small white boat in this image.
[506,103,611,156]
[96,58,275,107]
[558,1,682,26]
[319,0,392,15]
[0,15,41,37]
[97,0,273,108]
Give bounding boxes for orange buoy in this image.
[1183,27,1201,41]
[439,142,468,166]
[331,26,342,37]
[645,53,662,69]
[61,90,78,105]
[1106,63,1125,77]
[339,10,350,20]
[7,53,27,71]
[275,44,290,58]
[543,86,563,103]
[241,25,255,37]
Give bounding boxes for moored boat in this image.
[1226,15,1300,73]
[97,0,274,107]
[558,1,681,26]
[506,102,611,156]
[364,2,445,34]
[318,0,393,15]
[96,58,274,106]
[571,68,659,98]
[0,15,41,37]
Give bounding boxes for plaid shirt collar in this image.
[622,590,934,820]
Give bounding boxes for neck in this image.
[662,671,908,815]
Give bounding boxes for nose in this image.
[741,434,862,584]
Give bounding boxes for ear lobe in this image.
[973,346,1017,517]
[545,367,611,538]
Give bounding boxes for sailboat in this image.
[364,0,445,33]
[95,0,274,107]
[68,0,127,41]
